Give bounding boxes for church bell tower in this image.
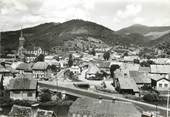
[19,28,25,48]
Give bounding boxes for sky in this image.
[0,0,170,31]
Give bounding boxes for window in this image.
[27,92,33,97]
[165,84,168,88]
[159,83,162,88]
[72,113,76,117]
[13,91,20,94]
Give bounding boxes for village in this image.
[0,27,170,117]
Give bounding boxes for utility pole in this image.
[167,87,170,117]
[0,30,2,58]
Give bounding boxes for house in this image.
[36,109,56,117]
[150,65,170,80]
[25,47,48,56]
[9,105,32,117]
[25,53,36,63]
[121,63,140,72]
[0,64,13,87]
[0,64,11,75]
[85,63,101,80]
[7,76,37,101]
[32,62,50,80]
[96,61,111,74]
[151,58,170,65]
[69,65,81,75]
[123,55,139,63]
[114,69,139,96]
[129,71,151,88]
[16,62,32,74]
[9,105,56,117]
[155,78,170,91]
[52,45,66,53]
[139,66,151,73]
[151,78,170,97]
[68,98,141,117]
[150,65,170,74]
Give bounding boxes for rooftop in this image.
[8,77,37,90]
[69,98,141,117]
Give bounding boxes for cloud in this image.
[0,0,170,31]
[117,4,142,18]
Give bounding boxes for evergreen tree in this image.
[68,54,73,67]
[91,48,96,56]
[103,51,110,60]
[34,54,45,62]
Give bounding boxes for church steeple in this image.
[19,27,25,48]
[20,27,23,38]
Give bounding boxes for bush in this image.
[13,100,32,106]
[0,97,13,107]
[39,89,51,102]
[143,93,159,102]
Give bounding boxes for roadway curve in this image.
[38,81,170,112]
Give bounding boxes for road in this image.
[38,81,170,113]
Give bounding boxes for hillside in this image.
[149,32,170,46]
[117,24,170,35]
[1,19,147,53]
[117,24,170,45]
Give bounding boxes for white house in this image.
[156,78,170,91]
[69,65,81,75]
[85,63,100,79]
[32,62,50,80]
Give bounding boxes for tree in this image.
[134,59,140,64]
[140,60,155,67]
[50,65,58,73]
[0,75,4,96]
[103,51,110,60]
[34,54,45,62]
[140,61,150,67]
[143,93,159,102]
[91,48,96,56]
[39,89,51,102]
[68,54,73,67]
[147,59,155,65]
[110,64,120,78]
[1,62,5,68]
[123,52,128,56]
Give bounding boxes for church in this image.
[17,29,48,62]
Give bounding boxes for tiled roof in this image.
[11,61,24,70]
[69,98,141,117]
[9,105,56,117]
[115,70,139,92]
[121,63,140,71]
[96,61,111,68]
[36,109,56,117]
[8,77,37,90]
[32,62,49,70]
[16,63,32,71]
[139,67,151,73]
[86,63,100,74]
[129,71,151,84]
[9,105,32,117]
[150,65,170,74]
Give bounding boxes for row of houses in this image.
[113,62,170,97]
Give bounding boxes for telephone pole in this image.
[0,31,2,58]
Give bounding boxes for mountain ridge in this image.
[1,20,170,54]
